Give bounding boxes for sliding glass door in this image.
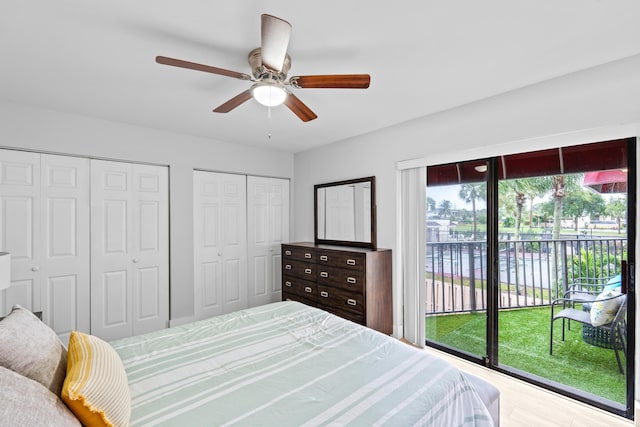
[425,159,488,362]
[425,138,635,418]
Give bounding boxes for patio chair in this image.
[550,293,627,374]
[563,275,620,304]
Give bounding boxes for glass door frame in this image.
[425,139,636,419]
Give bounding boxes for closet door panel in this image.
[221,177,247,312]
[0,150,40,314]
[40,154,90,343]
[194,171,223,318]
[247,177,269,305]
[247,177,289,307]
[91,160,134,340]
[193,171,247,318]
[131,164,168,336]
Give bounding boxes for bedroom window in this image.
[425,138,635,419]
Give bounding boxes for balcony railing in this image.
[426,236,626,314]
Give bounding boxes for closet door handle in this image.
[31,267,39,272]
[132,259,139,263]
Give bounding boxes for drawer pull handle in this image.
[285,250,292,255]
[320,255,328,261]
[304,287,312,293]
[285,265,292,270]
[304,268,312,274]
[305,253,312,259]
[320,272,328,278]
[346,259,356,266]
[347,299,357,306]
[320,291,329,298]
[285,281,292,287]
[346,277,356,284]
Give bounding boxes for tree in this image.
[438,199,452,219]
[521,177,551,228]
[427,196,436,212]
[563,189,606,231]
[458,183,486,240]
[498,180,526,240]
[606,197,627,234]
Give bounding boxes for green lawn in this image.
[426,307,626,404]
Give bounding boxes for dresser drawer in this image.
[283,290,317,308]
[317,265,365,292]
[282,259,317,280]
[283,276,317,300]
[282,245,316,263]
[316,249,366,271]
[317,285,364,314]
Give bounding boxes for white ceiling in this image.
[1,1,639,153]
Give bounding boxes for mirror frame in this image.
[314,176,377,250]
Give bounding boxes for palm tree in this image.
[498,180,526,240]
[537,174,580,296]
[438,199,453,219]
[458,183,486,240]
[521,177,550,229]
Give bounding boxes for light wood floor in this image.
[424,347,634,427]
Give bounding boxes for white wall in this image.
[0,101,294,322]
[293,52,640,420]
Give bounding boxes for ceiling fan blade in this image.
[260,14,292,72]
[156,56,251,80]
[289,74,371,89]
[213,90,253,113]
[284,92,317,122]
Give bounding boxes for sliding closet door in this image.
[0,150,41,314]
[91,160,168,341]
[130,164,169,336]
[0,150,90,344]
[247,176,289,307]
[39,154,90,343]
[193,171,247,319]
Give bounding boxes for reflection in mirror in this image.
[315,176,376,249]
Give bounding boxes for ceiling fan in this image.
[156,14,370,122]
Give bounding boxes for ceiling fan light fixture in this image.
[251,82,287,107]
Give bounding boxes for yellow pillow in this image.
[61,331,131,427]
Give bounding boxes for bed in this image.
[0,301,498,426]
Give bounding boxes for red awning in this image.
[583,169,627,193]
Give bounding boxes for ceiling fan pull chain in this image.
[267,105,272,140]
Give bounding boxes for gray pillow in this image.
[0,365,81,426]
[0,304,67,395]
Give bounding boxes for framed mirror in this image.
[314,176,376,249]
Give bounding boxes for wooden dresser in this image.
[281,242,392,334]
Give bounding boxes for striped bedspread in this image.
[112,301,493,426]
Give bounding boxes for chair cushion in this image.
[603,274,622,291]
[0,365,81,426]
[0,304,67,395]
[61,331,131,427]
[590,289,623,326]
